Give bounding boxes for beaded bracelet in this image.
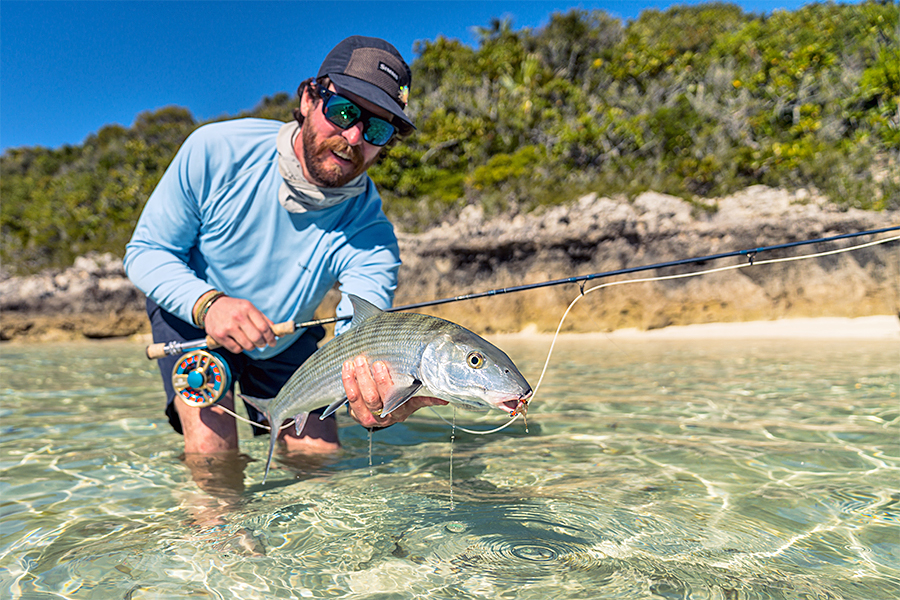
[191,290,219,327]
[193,290,226,328]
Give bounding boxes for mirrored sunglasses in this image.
[314,82,397,146]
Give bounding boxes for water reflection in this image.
[1,337,898,599]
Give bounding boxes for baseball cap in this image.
[317,36,415,134]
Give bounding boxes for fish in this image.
[242,294,532,482]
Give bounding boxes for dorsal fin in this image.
[348,294,384,329]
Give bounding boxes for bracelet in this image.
[197,291,226,329]
[193,290,226,328]
[192,290,220,327]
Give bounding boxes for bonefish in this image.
[242,295,532,482]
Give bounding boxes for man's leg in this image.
[148,299,245,454]
[279,412,340,453]
[175,390,240,454]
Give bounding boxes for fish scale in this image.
[241,295,532,482]
[272,312,437,416]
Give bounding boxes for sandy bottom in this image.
[497,315,899,342]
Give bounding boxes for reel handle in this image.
[145,321,297,359]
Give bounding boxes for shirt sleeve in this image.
[329,185,401,336]
[123,129,216,324]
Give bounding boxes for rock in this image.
[0,252,147,341]
[1,187,897,342]
[395,186,898,334]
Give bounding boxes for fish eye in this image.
[466,351,485,369]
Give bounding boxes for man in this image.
[125,36,445,463]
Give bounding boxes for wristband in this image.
[193,290,226,328]
[192,289,220,327]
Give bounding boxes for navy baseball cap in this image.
[317,36,415,134]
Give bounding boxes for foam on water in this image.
[1,337,897,599]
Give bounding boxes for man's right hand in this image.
[203,296,277,353]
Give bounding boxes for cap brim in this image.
[328,73,415,134]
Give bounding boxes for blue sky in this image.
[2,0,822,152]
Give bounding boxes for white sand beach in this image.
[500,315,899,341]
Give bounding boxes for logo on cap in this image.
[378,62,400,82]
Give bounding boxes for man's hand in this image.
[204,296,277,353]
[342,356,448,428]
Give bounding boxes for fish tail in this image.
[239,394,278,483]
[239,393,273,415]
[262,427,278,483]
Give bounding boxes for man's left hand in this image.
[341,356,448,428]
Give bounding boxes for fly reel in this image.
[171,350,232,407]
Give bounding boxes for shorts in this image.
[147,298,328,436]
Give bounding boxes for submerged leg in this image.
[175,390,240,454]
[280,415,340,454]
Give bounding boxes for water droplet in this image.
[445,521,467,533]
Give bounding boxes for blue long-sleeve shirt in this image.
[124,118,401,359]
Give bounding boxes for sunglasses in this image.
[313,82,397,146]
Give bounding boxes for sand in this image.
[495,315,899,342]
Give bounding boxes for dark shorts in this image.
[147,299,328,436]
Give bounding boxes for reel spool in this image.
[171,350,232,407]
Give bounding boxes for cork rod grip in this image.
[144,321,297,360]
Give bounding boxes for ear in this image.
[299,84,315,119]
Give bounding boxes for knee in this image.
[176,393,240,454]
[281,416,340,454]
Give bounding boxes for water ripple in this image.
[2,338,898,599]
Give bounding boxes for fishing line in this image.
[434,232,899,435]
[146,226,899,358]
[190,232,898,436]
[204,402,294,432]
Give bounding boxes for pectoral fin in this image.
[381,378,423,416]
[319,376,424,420]
[320,397,348,420]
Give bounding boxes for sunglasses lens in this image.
[364,118,396,146]
[320,89,396,146]
[323,97,361,129]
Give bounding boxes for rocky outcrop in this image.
[394,186,898,333]
[0,253,147,341]
[2,186,897,341]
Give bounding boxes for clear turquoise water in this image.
[1,336,897,599]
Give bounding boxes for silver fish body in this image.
[242,295,532,482]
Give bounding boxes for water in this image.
[1,336,897,599]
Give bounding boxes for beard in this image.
[301,124,372,188]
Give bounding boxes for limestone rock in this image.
[1,188,897,341]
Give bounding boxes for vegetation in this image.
[2,1,897,274]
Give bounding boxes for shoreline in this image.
[3,315,895,348]
[3,188,896,344]
[492,315,899,342]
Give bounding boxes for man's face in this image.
[296,84,388,188]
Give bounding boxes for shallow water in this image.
[1,336,897,599]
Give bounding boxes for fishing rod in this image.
[146,225,899,360]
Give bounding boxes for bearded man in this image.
[125,36,445,469]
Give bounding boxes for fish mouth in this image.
[501,389,532,417]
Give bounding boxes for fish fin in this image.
[317,379,423,420]
[239,393,273,414]
[238,394,278,483]
[261,426,278,483]
[348,295,383,329]
[293,412,310,436]
[319,397,348,420]
[381,378,424,416]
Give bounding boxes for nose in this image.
[341,122,364,146]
